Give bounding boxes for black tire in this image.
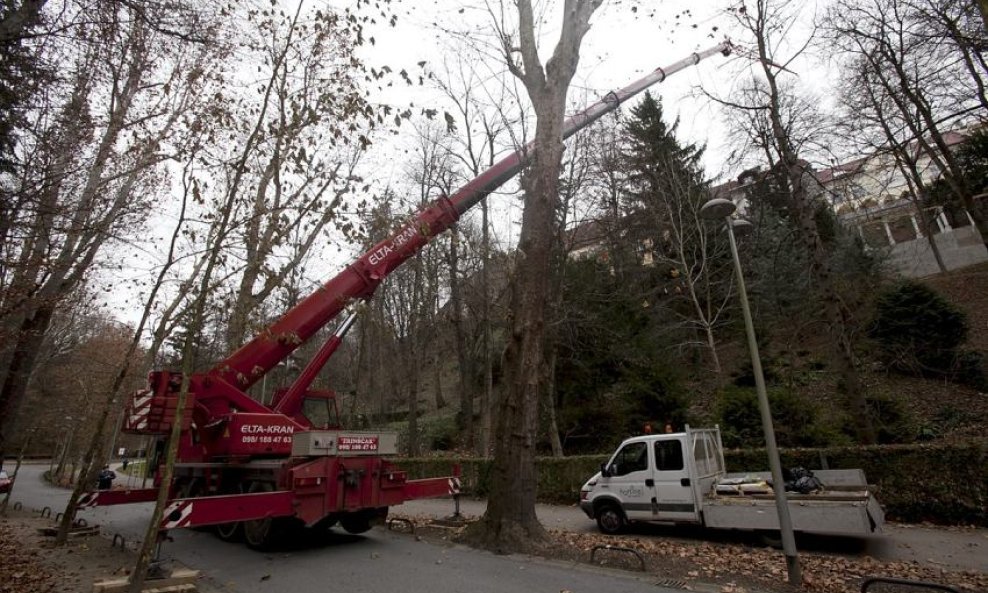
[595,503,626,535]
[213,483,244,542]
[214,521,243,542]
[340,507,387,534]
[243,482,286,550]
[340,513,372,534]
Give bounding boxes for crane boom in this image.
[211,41,732,392]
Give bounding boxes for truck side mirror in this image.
[600,463,612,478]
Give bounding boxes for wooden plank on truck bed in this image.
[92,569,198,593]
[709,492,870,502]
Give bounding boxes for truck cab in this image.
[580,427,723,534]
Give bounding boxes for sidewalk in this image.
[394,497,988,573]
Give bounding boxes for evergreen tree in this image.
[619,92,709,268]
[618,91,734,374]
[623,91,706,199]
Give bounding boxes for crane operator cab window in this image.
[301,394,341,430]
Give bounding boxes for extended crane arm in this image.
[211,41,732,391]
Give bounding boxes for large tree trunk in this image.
[466,0,601,551]
[0,303,55,456]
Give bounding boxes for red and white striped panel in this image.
[127,389,153,431]
[161,500,194,529]
[448,477,461,495]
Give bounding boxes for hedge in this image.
[396,439,988,526]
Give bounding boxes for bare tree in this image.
[54,155,196,545]
[826,0,988,247]
[432,53,518,455]
[834,54,949,272]
[0,2,213,460]
[904,0,988,113]
[128,159,238,593]
[218,4,373,353]
[464,0,602,549]
[724,0,877,443]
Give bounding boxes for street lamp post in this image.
[700,197,802,586]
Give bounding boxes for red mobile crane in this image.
[81,42,731,550]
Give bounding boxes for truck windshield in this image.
[612,442,648,476]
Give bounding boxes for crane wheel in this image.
[243,482,286,550]
[215,521,243,542]
[340,507,387,534]
[214,483,244,542]
[340,514,371,534]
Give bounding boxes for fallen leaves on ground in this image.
[398,514,988,593]
[554,530,988,593]
[0,519,57,593]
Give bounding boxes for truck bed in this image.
[701,469,885,535]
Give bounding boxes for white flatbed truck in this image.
[579,426,884,536]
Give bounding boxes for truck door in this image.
[604,440,653,520]
[651,438,699,522]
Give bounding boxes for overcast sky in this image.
[328,1,736,248]
[105,0,828,327]
[351,0,824,178]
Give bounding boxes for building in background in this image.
[711,129,987,278]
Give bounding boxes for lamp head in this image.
[700,198,738,220]
[730,219,754,236]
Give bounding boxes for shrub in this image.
[420,416,459,451]
[716,386,762,448]
[716,385,836,449]
[953,350,988,391]
[869,281,968,375]
[861,395,914,444]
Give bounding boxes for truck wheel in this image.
[243,482,285,550]
[340,513,372,534]
[340,507,387,534]
[595,503,626,535]
[215,521,243,542]
[314,515,338,530]
[214,483,244,542]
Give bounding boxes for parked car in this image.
[0,470,11,493]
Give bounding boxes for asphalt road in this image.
[7,464,688,593]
